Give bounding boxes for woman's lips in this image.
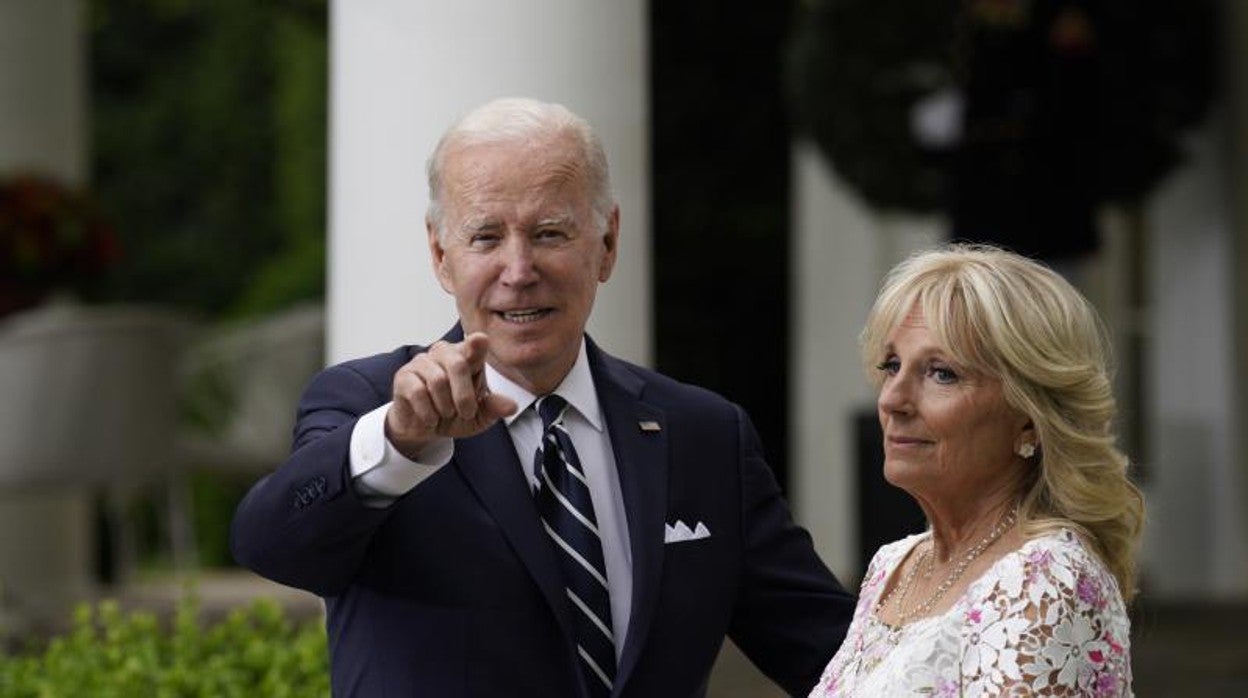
[887,436,932,447]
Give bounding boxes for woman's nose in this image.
[877,374,912,414]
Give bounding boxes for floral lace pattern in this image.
[810,529,1132,696]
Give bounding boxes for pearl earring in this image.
[1017,442,1036,459]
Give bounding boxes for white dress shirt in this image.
[347,339,633,655]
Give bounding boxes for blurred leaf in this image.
[0,594,328,695]
[89,0,327,319]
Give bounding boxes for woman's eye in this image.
[875,358,900,375]
[929,365,959,384]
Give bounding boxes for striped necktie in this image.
[534,395,616,697]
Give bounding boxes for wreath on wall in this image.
[787,0,1218,254]
[787,0,960,213]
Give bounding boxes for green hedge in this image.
[0,596,328,697]
[90,0,328,320]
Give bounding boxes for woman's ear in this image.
[1015,420,1038,459]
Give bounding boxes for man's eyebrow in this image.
[535,214,576,228]
[460,218,502,233]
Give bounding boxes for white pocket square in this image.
[664,519,711,544]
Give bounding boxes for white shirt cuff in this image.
[349,402,453,499]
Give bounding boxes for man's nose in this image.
[499,237,538,286]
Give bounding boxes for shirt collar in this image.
[485,338,603,432]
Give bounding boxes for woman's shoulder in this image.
[871,531,928,569]
[953,528,1133,695]
[858,532,928,595]
[1020,528,1120,588]
[973,527,1128,620]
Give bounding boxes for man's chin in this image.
[488,339,552,368]
[488,340,577,383]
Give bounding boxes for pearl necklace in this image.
[876,505,1018,645]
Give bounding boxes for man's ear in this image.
[427,217,453,293]
[597,205,620,283]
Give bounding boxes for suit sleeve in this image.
[229,361,397,596]
[726,405,857,696]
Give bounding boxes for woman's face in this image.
[875,309,1030,510]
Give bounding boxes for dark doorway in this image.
[651,3,796,490]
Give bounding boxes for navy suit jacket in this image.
[231,330,854,697]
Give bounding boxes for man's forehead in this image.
[455,209,581,232]
[445,132,579,167]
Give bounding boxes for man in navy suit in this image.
[231,97,853,697]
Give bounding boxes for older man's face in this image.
[428,132,618,395]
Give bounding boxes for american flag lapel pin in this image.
[638,420,662,433]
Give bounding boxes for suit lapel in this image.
[454,421,576,639]
[588,341,668,693]
[442,328,670,695]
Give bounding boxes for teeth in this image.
[501,309,547,323]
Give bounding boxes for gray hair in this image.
[426,97,614,238]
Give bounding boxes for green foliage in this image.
[113,472,253,572]
[231,5,328,318]
[188,472,255,569]
[89,0,327,320]
[0,596,328,697]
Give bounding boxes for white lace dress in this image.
[810,529,1132,696]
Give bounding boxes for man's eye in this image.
[469,234,500,246]
[536,228,568,241]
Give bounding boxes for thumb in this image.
[481,392,519,421]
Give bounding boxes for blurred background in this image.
[1,0,1243,694]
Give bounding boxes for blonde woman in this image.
[811,244,1143,696]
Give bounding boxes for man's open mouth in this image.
[498,308,552,323]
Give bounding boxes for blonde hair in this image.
[861,243,1145,601]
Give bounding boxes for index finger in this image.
[460,332,490,371]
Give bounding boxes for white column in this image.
[1141,112,1244,597]
[0,0,93,625]
[789,143,874,580]
[0,0,86,183]
[1232,0,1248,598]
[329,0,650,366]
[789,141,939,581]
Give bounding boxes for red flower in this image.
[0,173,121,316]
